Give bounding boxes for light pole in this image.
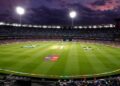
[69,11,77,26]
[16,6,25,25]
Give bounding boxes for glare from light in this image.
[0,22,5,25]
[16,6,25,15]
[28,25,33,28]
[33,25,38,28]
[69,11,77,19]
[56,26,61,29]
[43,25,47,28]
[93,25,97,28]
[79,26,82,29]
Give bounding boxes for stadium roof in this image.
[0,0,120,25]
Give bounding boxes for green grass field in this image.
[0,41,120,79]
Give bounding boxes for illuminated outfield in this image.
[0,41,120,78]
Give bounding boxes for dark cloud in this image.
[0,0,120,25]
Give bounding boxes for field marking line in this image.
[0,68,119,78]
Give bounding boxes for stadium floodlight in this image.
[69,11,77,26]
[16,6,25,15]
[69,11,77,19]
[16,6,25,25]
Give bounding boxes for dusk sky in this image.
[0,0,120,25]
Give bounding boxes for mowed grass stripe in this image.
[9,43,56,72]
[0,42,54,62]
[41,43,66,76]
[31,42,69,76]
[16,41,63,73]
[92,45,120,76]
[77,43,95,75]
[101,46,120,66]
[93,45,120,68]
[45,42,70,76]
[30,42,65,75]
[64,42,80,76]
[0,42,54,71]
[83,44,109,74]
[0,42,52,61]
[104,46,120,59]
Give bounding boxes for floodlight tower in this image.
[16,6,25,25]
[69,11,77,26]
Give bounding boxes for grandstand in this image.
[0,22,119,41]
